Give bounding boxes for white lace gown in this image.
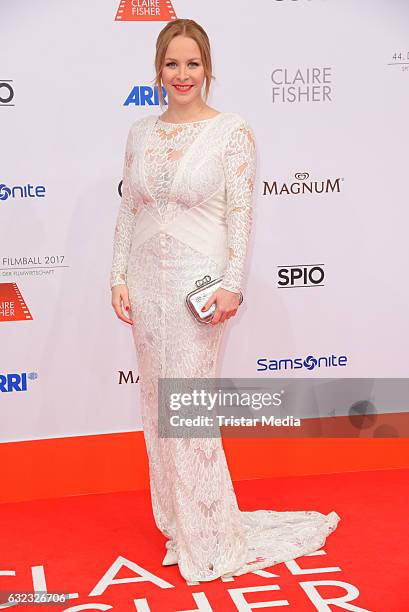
[110,112,341,583]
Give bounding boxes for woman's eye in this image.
[165,62,200,68]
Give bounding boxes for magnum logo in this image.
[263,172,343,196]
[0,283,33,322]
[115,0,177,21]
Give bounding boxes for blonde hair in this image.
[153,19,214,108]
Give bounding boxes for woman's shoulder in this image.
[220,112,254,144]
[221,111,252,127]
[127,114,155,136]
[219,112,255,150]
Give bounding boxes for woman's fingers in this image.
[211,309,227,325]
[118,311,133,325]
[211,307,239,325]
[113,302,133,324]
[205,289,242,325]
[211,311,221,325]
[201,294,217,314]
[111,290,133,325]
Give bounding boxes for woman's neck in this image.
[160,103,215,124]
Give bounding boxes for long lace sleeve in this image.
[220,118,256,295]
[110,126,138,288]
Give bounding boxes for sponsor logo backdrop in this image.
[1,0,408,442]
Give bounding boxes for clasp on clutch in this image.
[195,275,212,288]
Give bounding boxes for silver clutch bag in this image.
[185,275,243,324]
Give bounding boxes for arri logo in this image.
[263,172,343,197]
[257,354,348,372]
[0,183,46,200]
[0,371,38,393]
[124,85,167,107]
[115,0,177,21]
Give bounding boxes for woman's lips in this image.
[173,84,194,92]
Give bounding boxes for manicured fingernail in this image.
[125,306,129,311]
[201,307,205,311]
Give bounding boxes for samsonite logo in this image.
[0,182,46,200]
[257,354,348,372]
[0,372,38,392]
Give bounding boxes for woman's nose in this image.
[178,66,187,80]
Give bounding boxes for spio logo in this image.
[0,183,46,200]
[124,85,167,107]
[0,371,38,393]
[278,265,325,287]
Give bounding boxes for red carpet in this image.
[0,468,407,611]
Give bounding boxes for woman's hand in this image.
[111,284,133,325]
[201,288,241,325]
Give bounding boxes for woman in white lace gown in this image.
[110,19,340,583]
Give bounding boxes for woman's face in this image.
[161,35,205,106]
